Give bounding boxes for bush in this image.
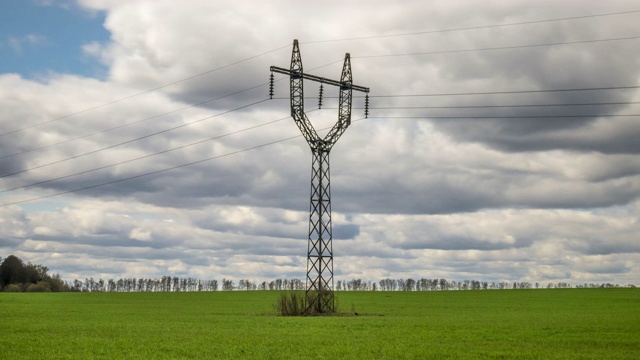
[25,281,52,292]
[44,274,65,292]
[3,284,21,292]
[276,291,307,316]
[276,290,341,316]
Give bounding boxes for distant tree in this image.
[72,279,82,291]
[45,273,66,292]
[439,278,449,291]
[348,279,364,291]
[415,278,431,291]
[430,279,438,291]
[396,279,406,291]
[24,263,48,283]
[379,278,396,291]
[518,282,531,289]
[222,278,234,291]
[0,255,26,287]
[404,278,416,291]
[85,278,96,292]
[292,279,303,290]
[240,279,251,290]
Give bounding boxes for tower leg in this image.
[306,147,334,313]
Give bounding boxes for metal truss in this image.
[271,39,369,313]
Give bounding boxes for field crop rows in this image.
[2,288,638,359]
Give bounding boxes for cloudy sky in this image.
[1,0,640,286]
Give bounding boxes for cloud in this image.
[1,0,639,285]
[6,34,48,54]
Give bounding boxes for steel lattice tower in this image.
[271,39,369,313]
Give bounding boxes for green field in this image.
[2,288,638,359]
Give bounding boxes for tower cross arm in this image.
[270,66,370,93]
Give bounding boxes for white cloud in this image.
[1,0,639,286]
[6,34,47,54]
[129,227,152,241]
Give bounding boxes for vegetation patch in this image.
[276,291,355,316]
[276,291,307,316]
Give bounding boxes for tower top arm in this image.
[270,39,369,151]
[270,66,370,93]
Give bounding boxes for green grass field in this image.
[2,288,639,359]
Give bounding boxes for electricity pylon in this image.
[271,39,369,313]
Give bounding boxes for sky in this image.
[1,0,640,286]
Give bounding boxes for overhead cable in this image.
[0,44,290,137]
[364,85,640,98]
[354,36,640,59]
[303,9,640,43]
[0,99,271,179]
[0,83,269,160]
[1,115,358,207]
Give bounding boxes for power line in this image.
[0,83,269,160]
[0,99,270,179]
[6,8,638,138]
[3,38,639,197]
[1,115,360,207]
[344,101,640,110]
[1,106,315,192]
[0,44,291,137]
[4,13,638,139]
[303,9,640,43]
[2,61,338,162]
[8,95,637,187]
[364,85,640,98]
[5,97,636,182]
[0,114,292,194]
[370,114,640,120]
[354,36,640,59]
[0,127,288,206]
[0,135,285,206]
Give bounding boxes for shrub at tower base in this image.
[276,291,344,316]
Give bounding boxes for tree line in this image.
[1,255,632,292]
[68,277,307,292]
[58,277,631,293]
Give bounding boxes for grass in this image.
[1,288,639,359]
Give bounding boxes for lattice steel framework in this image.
[271,39,369,313]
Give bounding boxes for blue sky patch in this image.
[0,0,109,79]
